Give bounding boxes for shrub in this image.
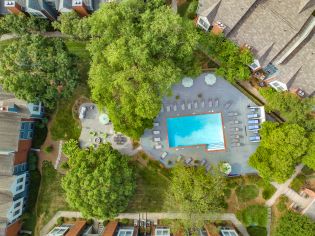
[185,0,198,19]
[301,166,314,175]
[277,196,288,213]
[247,226,267,236]
[60,162,70,170]
[27,152,38,171]
[175,95,180,100]
[290,174,306,192]
[224,188,232,198]
[237,205,268,227]
[227,177,244,189]
[44,145,53,154]
[262,183,276,200]
[57,217,64,225]
[236,185,259,202]
[32,122,48,148]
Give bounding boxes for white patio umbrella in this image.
[99,113,110,125]
[220,162,232,175]
[205,73,217,86]
[182,77,194,88]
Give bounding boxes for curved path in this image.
[40,211,248,236]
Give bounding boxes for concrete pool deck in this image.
[140,73,261,175]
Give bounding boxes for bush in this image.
[44,145,53,154]
[277,196,288,212]
[301,166,314,175]
[247,226,267,236]
[27,152,38,171]
[32,122,48,149]
[237,205,268,227]
[227,176,244,188]
[262,183,276,200]
[57,217,64,225]
[185,0,198,19]
[290,174,306,192]
[236,185,259,202]
[60,162,70,170]
[224,188,232,198]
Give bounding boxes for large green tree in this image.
[62,140,135,219]
[302,132,315,170]
[275,211,315,236]
[166,164,226,231]
[259,88,315,131]
[0,13,50,35]
[87,0,200,139]
[249,122,309,182]
[0,34,79,110]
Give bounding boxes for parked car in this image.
[79,106,87,119]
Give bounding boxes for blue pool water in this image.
[166,113,225,150]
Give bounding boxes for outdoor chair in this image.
[155,144,162,149]
[224,102,232,109]
[187,102,192,110]
[208,99,213,108]
[181,103,185,111]
[194,101,198,109]
[166,106,171,112]
[227,112,238,116]
[201,100,205,108]
[153,122,159,127]
[160,151,168,160]
[231,142,241,147]
[154,137,161,142]
[161,105,164,112]
[214,98,219,107]
[153,130,160,135]
[173,104,177,112]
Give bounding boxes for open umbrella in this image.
[182,77,194,88]
[99,113,110,125]
[205,73,216,86]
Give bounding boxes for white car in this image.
[79,106,87,119]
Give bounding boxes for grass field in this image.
[35,161,71,235]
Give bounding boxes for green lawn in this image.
[236,204,268,227]
[50,40,90,141]
[35,161,71,235]
[236,185,259,202]
[127,161,170,212]
[22,170,41,233]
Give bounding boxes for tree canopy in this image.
[302,132,315,170]
[199,32,253,83]
[166,164,226,230]
[249,122,309,182]
[0,34,79,110]
[62,140,135,219]
[0,13,50,35]
[87,0,200,139]
[259,88,315,131]
[275,211,315,236]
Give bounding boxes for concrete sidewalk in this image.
[40,211,249,236]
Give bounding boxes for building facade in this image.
[0,88,44,236]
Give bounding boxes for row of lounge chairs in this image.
[152,123,163,149]
[227,112,242,147]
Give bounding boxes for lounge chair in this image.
[224,102,232,109]
[248,119,259,124]
[181,103,185,111]
[247,113,259,118]
[230,127,240,132]
[161,105,164,112]
[248,125,260,131]
[187,102,192,110]
[153,130,160,135]
[194,101,198,109]
[249,135,261,142]
[153,122,159,127]
[233,134,240,139]
[229,120,240,125]
[201,100,205,108]
[201,159,207,166]
[231,142,241,147]
[160,151,168,160]
[185,157,193,165]
[155,144,162,149]
[208,99,213,108]
[177,155,184,162]
[227,112,238,116]
[173,104,177,112]
[166,105,171,112]
[153,137,161,142]
[232,138,239,143]
[214,98,219,107]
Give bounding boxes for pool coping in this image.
[164,112,227,153]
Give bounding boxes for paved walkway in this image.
[266,164,305,207]
[40,211,248,236]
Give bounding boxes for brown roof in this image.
[5,220,22,236]
[65,221,86,236]
[102,221,118,236]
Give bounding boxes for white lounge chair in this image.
[187,102,192,110]
[166,106,171,112]
[155,144,162,149]
[224,102,232,109]
[153,130,160,135]
[248,119,259,124]
[194,101,198,109]
[161,151,168,160]
[201,100,205,108]
[185,157,193,165]
[153,122,159,127]
[208,99,213,108]
[214,98,219,107]
[154,137,161,142]
[181,103,185,111]
[173,104,177,112]
[227,112,238,117]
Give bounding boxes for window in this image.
[28,131,33,139]
[14,202,21,208]
[13,209,20,216]
[30,123,34,129]
[16,185,23,192]
[21,122,26,130]
[19,132,24,139]
[33,105,39,112]
[17,177,24,183]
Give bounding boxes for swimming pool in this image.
[166,113,225,151]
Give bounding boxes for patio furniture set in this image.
[247,106,262,142]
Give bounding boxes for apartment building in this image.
[196,0,315,97]
[0,0,109,19]
[0,88,44,236]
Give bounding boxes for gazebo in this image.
[205,73,217,86]
[182,77,194,88]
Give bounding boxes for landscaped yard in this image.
[50,40,90,141]
[290,166,315,192]
[35,161,72,235]
[127,153,170,212]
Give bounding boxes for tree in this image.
[0,13,50,35]
[87,0,200,139]
[0,34,79,110]
[199,32,253,83]
[259,88,315,131]
[275,211,315,236]
[61,140,135,219]
[302,132,315,170]
[249,122,309,182]
[52,11,90,40]
[236,205,268,227]
[166,164,226,231]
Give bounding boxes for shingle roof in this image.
[0,176,15,196]
[0,112,21,152]
[229,0,315,67]
[0,154,14,176]
[0,193,13,221]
